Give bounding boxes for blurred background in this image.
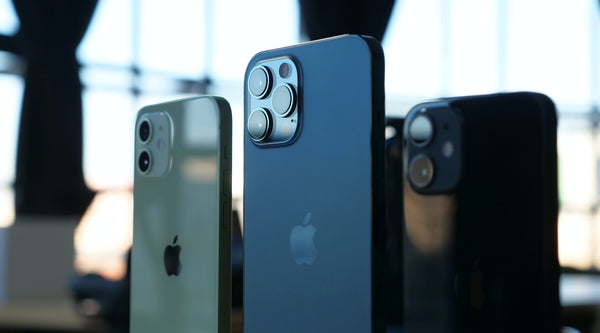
[0,0,599,332]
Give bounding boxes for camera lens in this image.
[272,84,295,116]
[248,66,271,99]
[139,120,151,142]
[279,63,291,78]
[409,115,433,145]
[409,154,434,188]
[138,150,151,173]
[248,109,271,141]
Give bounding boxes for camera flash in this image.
[442,140,454,158]
[157,138,165,151]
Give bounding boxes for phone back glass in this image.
[131,97,231,333]
[402,92,559,333]
[243,35,385,333]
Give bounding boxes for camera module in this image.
[409,154,434,188]
[247,57,299,146]
[138,150,151,173]
[248,108,271,141]
[409,115,433,145]
[248,66,272,99]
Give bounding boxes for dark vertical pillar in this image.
[12,0,98,216]
[298,0,396,42]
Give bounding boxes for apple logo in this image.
[164,235,182,276]
[290,212,317,265]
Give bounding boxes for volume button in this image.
[222,201,231,229]
[221,169,231,197]
[222,144,229,160]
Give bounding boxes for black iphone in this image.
[402,92,560,333]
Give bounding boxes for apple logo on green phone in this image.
[164,235,182,276]
[290,213,317,265]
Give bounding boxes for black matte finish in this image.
[244,35,386,333]
[402,92,560,333]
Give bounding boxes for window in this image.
[0,0,598,276]
[383,0,600,271]
[77,0,300,278]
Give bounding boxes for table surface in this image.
[0,302,243,333]
[0,300,102,332]
[0,275,596,332]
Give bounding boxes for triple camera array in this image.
[247,58,300,145]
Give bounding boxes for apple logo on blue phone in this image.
[290,213,317,265]
[164,235,182,276]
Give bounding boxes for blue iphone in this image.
[243,35,386,333]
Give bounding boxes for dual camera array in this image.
[247,58,299,145]
[138,120,152,173]
[405,106,461,193]
[136,112,172,177]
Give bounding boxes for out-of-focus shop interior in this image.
[0,0,599,332]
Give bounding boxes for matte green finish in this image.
[131,96,232,333]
